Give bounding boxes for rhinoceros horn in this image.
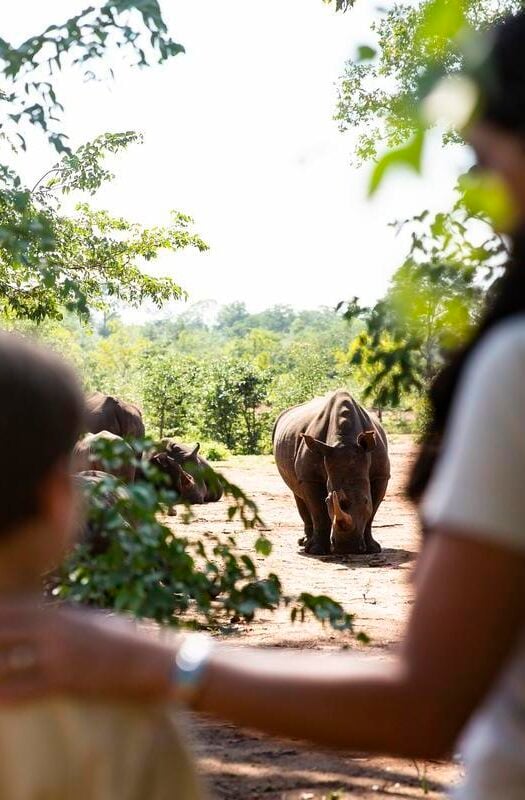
[331,491,353,530]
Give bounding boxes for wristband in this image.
[171,633,214,706]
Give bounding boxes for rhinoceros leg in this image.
[364,477,389,554]
[294,494,313,546]
[298,483,331,555]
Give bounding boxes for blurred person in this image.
[0,332,203,800]
[3,9,525,800]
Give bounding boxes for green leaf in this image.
[417,0,466,55]
[255,535,272,557]
[459,172,518,232]
[368,128,425,197]
[356,45,376,62]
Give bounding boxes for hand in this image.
[0,600,177,703]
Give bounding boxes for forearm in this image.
[194,648,452,759]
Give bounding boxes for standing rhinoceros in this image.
[85,392,145,443]
[273,390,390,556]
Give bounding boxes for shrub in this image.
[56,438,357,633]
[198,440,232,461]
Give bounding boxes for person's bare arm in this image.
[194,532,525,757]
[0,531,522,760]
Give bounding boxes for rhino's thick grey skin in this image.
[73,431,136,483]
[273,390,390,556]
[85,393,145,444]
[149,441,224,505]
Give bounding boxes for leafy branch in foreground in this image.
[330,0,522,231]
[334,0,519,164]
[338,197,505,408]
[0,0,184,154]
[54,440,356,634]
[0,131,207,321]
[0,3,188,320]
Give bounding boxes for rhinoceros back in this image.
[273,390,389,489]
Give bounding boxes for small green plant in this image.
[198,440,232,461]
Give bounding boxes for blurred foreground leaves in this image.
[53,439,356,634]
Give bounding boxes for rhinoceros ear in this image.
[151,452,168,468]
[301,433,334,456]
[189,443,200,460]
[179,468,195,490]
[357,430,376,452]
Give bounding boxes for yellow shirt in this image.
[0,699,205,800]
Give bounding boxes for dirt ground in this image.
[171,435,462,799]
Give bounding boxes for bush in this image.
[413,395,432,443]
[55,438,357,634]
[198,440,232,461]
[201,359,270,454]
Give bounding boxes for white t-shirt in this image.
[422,315,525,799]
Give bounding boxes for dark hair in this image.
[408,10,525,502]
[0,332,84,534]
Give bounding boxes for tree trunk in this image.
[159,404,166,440]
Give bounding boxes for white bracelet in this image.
[171,633,215,706]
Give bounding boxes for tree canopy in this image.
[329,0,521,162]
[0,2,190,321]
[0,131,207,320]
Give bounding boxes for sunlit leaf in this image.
[356,45,376,62]
[368,128,425,197]
[459,171,518,232]
[417,0,467,55]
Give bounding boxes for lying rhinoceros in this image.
[273,390,390,556]
[148,442,223,505]
[72,430,136,483]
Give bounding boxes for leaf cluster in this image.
[54,438,356,633]
[339,201,504,406]
[0,132,207,320]
[0,1,183,154]
[335,0,520,163]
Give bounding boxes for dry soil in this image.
[169,435,462,799]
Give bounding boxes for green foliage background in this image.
[18,298,379,455]
[2,0,516,631]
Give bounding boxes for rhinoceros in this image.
[74,470,125,555]
[148,442,223,505]
[273,390,390,555]
[85,393,145,446]
[73,431,136,483]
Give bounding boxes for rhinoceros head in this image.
[302,430,376,554]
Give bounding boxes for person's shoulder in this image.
[0,696,169,732]
[474,314,525,363]
[0,697,185,750]
[464,314,525,386]
[0,699,204,799]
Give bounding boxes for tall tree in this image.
[0,132,207,320]
[329,0,520,162]
[340,201,504,405]
[0,2,187,320]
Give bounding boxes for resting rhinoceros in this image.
[85,392,145,446]
[273,390,390,555]
[148,441,223,505]
[73,431,136,483]
[74,470,125,555]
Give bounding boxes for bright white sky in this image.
[5,0,471,315]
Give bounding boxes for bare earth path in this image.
[170,435,462,799]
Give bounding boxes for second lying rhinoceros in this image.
[273,390,390,556]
